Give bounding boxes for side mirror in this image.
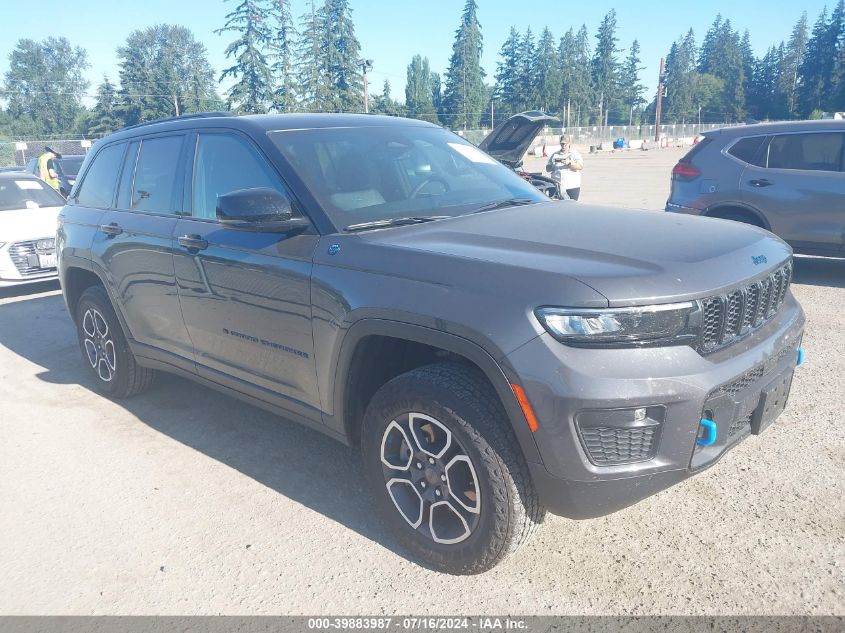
[216,187,296,228]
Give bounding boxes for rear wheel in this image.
[75,285,155,398]
[361,362,545,574]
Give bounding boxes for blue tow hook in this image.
[696,418,718,447]
[797,347,805,366]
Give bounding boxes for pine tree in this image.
[533,27,561,114]
[405,55,438,122]
[431,72,444,124]
[591,10,621,125]
[216,0,274,113]
[443,0,485,130]
[494,27,521,117]
[372,79,403,116]
[87,76,122,136]
[798,7,832,114]
[558,26,593,127]
[620,39,645,125]
[664,31,698,123]
[779,13,809,117]
[698,17,746,121]
[269,0,297,112]
[517,28,536,111]
[318,0,363,112]
[295,0,325,111]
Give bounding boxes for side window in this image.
[727,136,767,167]
[767,133,845,172]
[76,143,126,208]
[131,136,185,213]
[192,133,292,220]
[115,141,140,210]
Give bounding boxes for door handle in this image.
[748,178,773,187]
[100,222,123,237]
[177,234,208,251]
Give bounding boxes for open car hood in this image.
[478,111,560,166]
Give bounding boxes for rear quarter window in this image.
[727,136,767,166]
[678,135,713,163]
[76,143,126,208]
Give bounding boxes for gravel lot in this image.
[0,147,842,615]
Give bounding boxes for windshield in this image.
[57,156,85,178]
[269,125,546,230]
[0,177,66,211]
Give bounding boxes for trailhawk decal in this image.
[222,328,310,359]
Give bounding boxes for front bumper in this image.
[507,293,805,519]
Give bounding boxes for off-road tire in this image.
[75,285,155,398]
[361,362,545,574]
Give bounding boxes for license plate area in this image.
[37,253,57,268]
[751,369,794,435]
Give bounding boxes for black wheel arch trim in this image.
[326,318,544,466]
[704,202,770,230]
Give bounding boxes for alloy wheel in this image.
[82,308,116,383]
[380,412,481,544]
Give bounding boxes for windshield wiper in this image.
[471,198,539,214]
[344,216,451,232]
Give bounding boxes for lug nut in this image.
[440,474,447,482]
[416,462,422,469]
[428,457,435,465]
[420,481,427,489]
[435,489,441,497]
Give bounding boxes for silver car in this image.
[666,120,845,257]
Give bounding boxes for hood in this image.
[478,111,560,166]
[358,202,793,307]
[0,206,63,244]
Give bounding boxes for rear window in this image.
[678,135,713,163]
[727,136,767,166]
[76,143,126,208]
[0,177,66,211]
[766,132,845,172]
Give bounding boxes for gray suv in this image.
[58,112,805,574]
[666,120,845,257]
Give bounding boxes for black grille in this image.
[727,411,754,438]
[8,239,56,278]
[579,426,659,466]
[699,261,792,353]
[713,336,800,399]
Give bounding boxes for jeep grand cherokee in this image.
[57,112,805,574]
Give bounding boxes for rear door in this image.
[172,130,321,410]
[741,131,845,253]
[90,134,195,362]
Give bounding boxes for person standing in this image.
[37,146,61,191]
[546,135,584,200]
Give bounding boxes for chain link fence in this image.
[460,122,742,148]
[0,139,97,168]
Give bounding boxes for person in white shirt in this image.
[546,135,584,200]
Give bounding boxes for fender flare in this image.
[326,318,543,466]
[704,202,770,230]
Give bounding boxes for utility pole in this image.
[358,58,374,113]
[491,98,494,129]
[655,57,666,142]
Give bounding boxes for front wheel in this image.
[361,363,545,574]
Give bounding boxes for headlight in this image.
[535,302,702,347]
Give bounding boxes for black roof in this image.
[104,112,438,144]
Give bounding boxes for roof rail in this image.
[120,111,233,132]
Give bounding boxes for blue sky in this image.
[0,0,830,107]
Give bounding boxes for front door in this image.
[173,131,321,410]
[741,131,845,253]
